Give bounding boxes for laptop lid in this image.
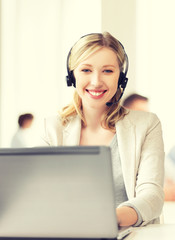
[0,146,119,239]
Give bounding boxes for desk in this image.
[125,224,175,240]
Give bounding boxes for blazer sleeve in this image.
[119,112,165,226]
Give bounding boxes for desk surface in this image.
[125,224,175,240]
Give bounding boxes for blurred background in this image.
[0,0,174,150]
[0,0,175,223]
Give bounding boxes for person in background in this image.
[41,32,164,227]
[164,147,175,201]
[11,113,34,148]
[122,93,149,111]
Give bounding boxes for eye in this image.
[103,69,113,73]
[81,69,91,73]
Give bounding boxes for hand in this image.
[116,206,138,227]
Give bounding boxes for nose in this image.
[90,71,102,87]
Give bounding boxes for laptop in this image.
[0,146,132,240]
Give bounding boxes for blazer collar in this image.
[63,116,81,146]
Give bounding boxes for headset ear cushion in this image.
[118,72,128,89]
[118,72,125,86]
[66,71,76,87]
[66,75,72,86]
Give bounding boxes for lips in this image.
[86,89,107,98]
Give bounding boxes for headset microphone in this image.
[106,102,117,107]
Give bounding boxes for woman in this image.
[41,32,164,227]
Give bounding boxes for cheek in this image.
[74,73,87,90]
[110,77,119,91]
[75,79,85,98]
[74,71,83,85]
[75,77,85,91]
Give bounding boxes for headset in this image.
[65,33,129,104]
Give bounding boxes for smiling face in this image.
[73,47,120,111]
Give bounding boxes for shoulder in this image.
[44,114,63,130]
[11,129,25,147]
[12,129,24,140]
[126,109,160,125]
[44,114,80,130]
[40,114,81,146]
[118,109,161,132]
[37,114,63,146]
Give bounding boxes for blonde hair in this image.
[60,32,127,130]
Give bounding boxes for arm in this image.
[118,112,165,226]
[133,115,165,224]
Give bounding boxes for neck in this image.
[82,105,106,130]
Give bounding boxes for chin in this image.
[86,102,107,110]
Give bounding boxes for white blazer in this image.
[40,110,165,226]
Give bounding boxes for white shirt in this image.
[11,128,35,148]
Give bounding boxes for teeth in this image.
[89,91,104,96]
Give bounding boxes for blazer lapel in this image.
[62,116,81,146]
[116,114,136,198]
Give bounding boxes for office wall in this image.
[136,0,175,151]
[0,0,101,147]
[0,0,62,147]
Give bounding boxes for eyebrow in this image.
[80,64,116,68]
[80,64,92,67]
[103,65,116,68]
